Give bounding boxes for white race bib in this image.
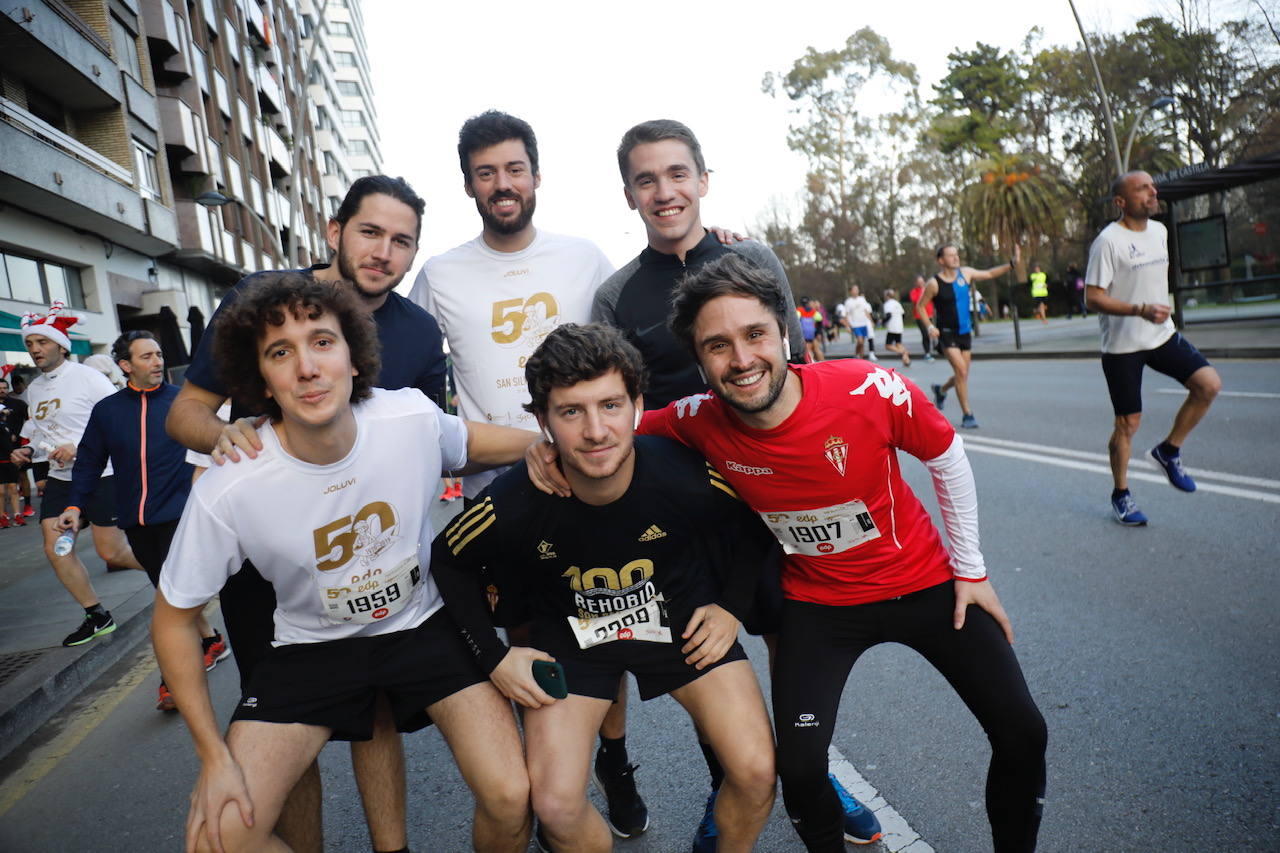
[758,500,880,556]
[568,595,672,649]
[320,555,421,624]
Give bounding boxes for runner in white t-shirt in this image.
[879,288,911,367]
[1084,170,1221,526]
[153,273,540,853]
[841,284,876,360]
[13,304,143,646]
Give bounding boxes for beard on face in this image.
[476,190,536,235]
[717,361,788,416]
[336,242,398,300]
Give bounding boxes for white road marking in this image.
[960,435,1280,500]
[1155,388,1280,399]
[829,745,933,852]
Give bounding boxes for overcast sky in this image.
[364,0,1171,281]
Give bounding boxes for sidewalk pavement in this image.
[0,308,1275,762]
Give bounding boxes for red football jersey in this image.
[641,360,958,606]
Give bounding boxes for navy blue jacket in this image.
[69,382,193,528]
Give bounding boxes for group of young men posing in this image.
[139,112,1056,853]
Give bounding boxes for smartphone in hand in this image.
[531,659,567,699]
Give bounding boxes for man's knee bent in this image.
[1112,413,1141,438]
[476,768,530,824]
[724,748,776,799]
[530,782,586,830]
[1188,367,1221,403]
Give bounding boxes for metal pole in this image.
[1009,271,1022,350]
[1067,0,1123,177]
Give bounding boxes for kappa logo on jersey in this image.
[849,367,913,416]
[638,524,666,542]
[824,436,848,477]
[674,392,715,419]
[725,460,775,476]
[537,540,557,560]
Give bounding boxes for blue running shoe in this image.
[829,773,882,845]
[931,383,946,410]
[1151,446,1196,492]
[691,789,718,853]
[960,412,979,429]
[1111,491,1148,526]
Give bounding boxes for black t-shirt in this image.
[1,394,27,443]
[431,435,769,672]
[185,266,447,414]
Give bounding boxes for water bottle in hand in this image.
[54,532,75,556]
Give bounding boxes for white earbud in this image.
[697,363,708,384]
[781,335,791,362]
[541,426,554,445]
[634,408,643,430]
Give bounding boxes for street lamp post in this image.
[1122,96,1176,173]
[195,190,285,268]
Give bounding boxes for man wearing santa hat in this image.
[10,301,143,646]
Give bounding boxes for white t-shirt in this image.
[882,298,905,334]
[409,229,613,498]
[1085,220,1175,354]
[843,295,872,328]
[160,388,468,646]
[21,360,115,481]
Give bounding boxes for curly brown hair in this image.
[522,323,647,416]
[214,271,380,420]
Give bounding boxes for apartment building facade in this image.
[0,0,375,375]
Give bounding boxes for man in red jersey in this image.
[529,253,1046,853]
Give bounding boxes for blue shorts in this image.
[1101,332,1211,416]
[852,325,869,339]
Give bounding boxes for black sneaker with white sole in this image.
[63,611,116,646]
[591,752,649,837]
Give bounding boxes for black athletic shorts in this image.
[41,475,117,525]
[937,329,972,351]
[0,462,18,485]
[124,520,179,587]
[536,622,748,702]
[1101,332,1211,416]
[885,332,903,346]
[230,609,488,741]
[33,461,50,482]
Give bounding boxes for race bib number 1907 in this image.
[758,499,880,556]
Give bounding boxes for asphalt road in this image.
[0,358,1276,852]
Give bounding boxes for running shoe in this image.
[1111,491,1148,526]
[960,413,979,429]
[868,352,878,362]
[438,484,452,502]
[591,752,649,837]
[203,632,230,671]
[0,513,9,528]
[691,789,718,853]
[1150,446,1196,492]
[156,682,177,712]
[829,773,883,845]
[932,383,947,409]
[924,354,935,363]
[12,514,25,526]
[63,611,116,646]
[22,504,34,517]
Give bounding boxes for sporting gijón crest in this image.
[824,436,848,476]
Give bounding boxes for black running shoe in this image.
[591,751,649,837]
[63,611,116,647]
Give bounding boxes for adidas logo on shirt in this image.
[638,525,666,542]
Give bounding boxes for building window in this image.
[329,21,351,37]
[133,141,161,200]
[336,80,361,96]
[0,252,86,308]
[334,51,356,67]
[347,139,371,156]
[340,109,364,127]
[110,16,142,81]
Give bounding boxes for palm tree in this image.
[959,152,1072,280]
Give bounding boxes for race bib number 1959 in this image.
[758,499,880,556]
[321,555,421,624]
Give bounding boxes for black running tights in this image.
[772,582,1047,852]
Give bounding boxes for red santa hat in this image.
[21,301,79,353]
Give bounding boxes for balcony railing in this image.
[0,97,132,185]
